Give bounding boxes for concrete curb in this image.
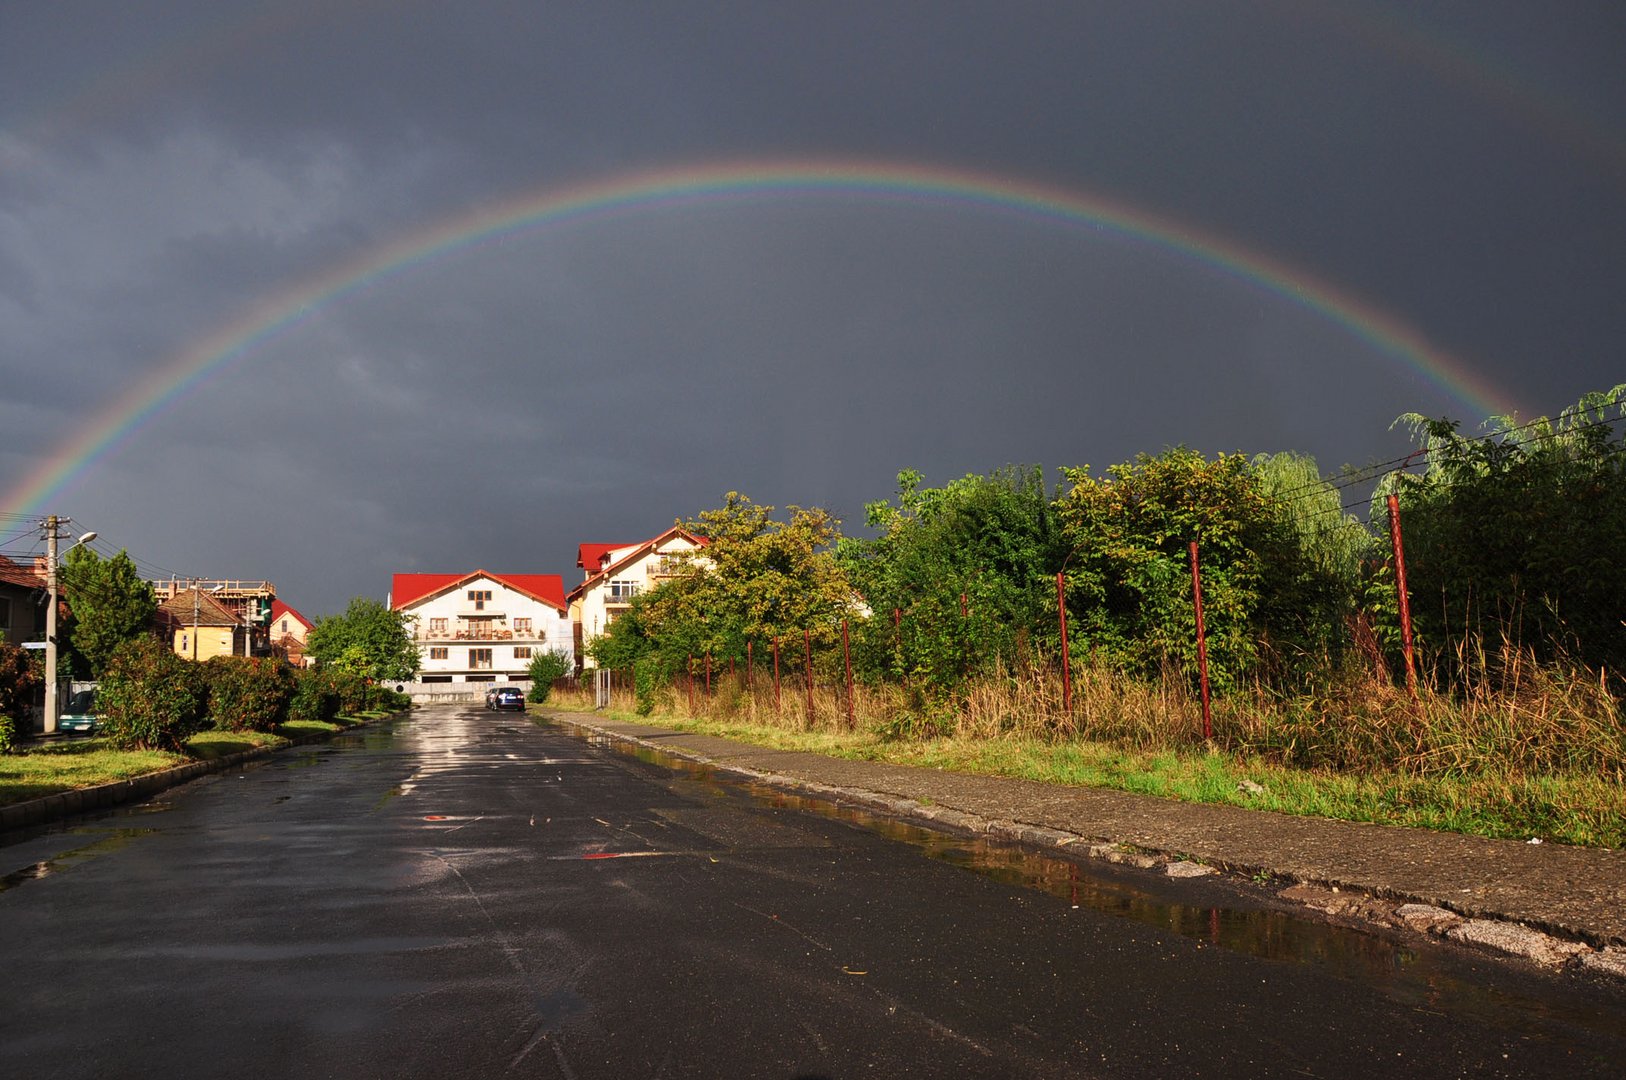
[554,713,1626,981]
[0,711,403,836]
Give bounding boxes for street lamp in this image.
[43,518,96,735]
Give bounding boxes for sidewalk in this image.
[549,710,1626,975]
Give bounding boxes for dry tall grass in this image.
[557,639,1623,781]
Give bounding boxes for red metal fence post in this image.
[1056,571,1072,715]
[1189,540,1213,741]
[705,652,712,699]
[773,635,782,712]
[687,654,695,713]
[804,628,814,722]
[1386,493,1418,697]
[746,640,753,690]
[960,592,970,676]
[843,618,855,726]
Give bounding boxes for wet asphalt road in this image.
[1,706,1622,1079]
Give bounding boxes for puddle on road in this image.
[560,723,1626,1041]
[0,828,157,893]
[331,727,400,752]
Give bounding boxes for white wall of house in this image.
[402,575,572,683]
[573,534,705,659]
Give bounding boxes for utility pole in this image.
[42,516,98,732]
[43,516,60,734]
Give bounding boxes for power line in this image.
[1262,411,1624,513]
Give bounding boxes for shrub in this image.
[204,656,296,732]
[367,685,411,711]
[321,668,371,715]
[0,641,42,721]
[634,661,659,716]
[288,668,341,724]
[99,637,208,751]
[527,649,573,703]
[0,714,14,754]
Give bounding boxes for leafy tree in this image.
[1054,448,1310,691]
[306,597,420,682]
[59,547,157,678]
[1248,452,1376,672]
[838,466,1064,691]
[526,649,573,703]
[1381,386,1626,673]
[595,494,855,679]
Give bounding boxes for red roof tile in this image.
[0,554,42,591]
[576,543,635,571]
[270,599,313,629]
[391,571,567,613]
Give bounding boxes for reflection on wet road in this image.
[0,705,1621,1079]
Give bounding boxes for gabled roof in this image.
[576,543,637,572]
[270,599,313,629]
[566,526,708,604]
[157,588,239,627]
[391,570,567,613]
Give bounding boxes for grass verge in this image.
[552,702,1625,849]
[0,712,379,809]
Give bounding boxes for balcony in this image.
[417,625,518,641]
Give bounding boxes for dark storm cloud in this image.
[3,1,1623,613]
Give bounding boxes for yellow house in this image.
[158,587,247,661]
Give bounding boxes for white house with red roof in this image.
[269,599,315,668]
[391,570,572,685]
[567,527,708,662]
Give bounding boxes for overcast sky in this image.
[3,1,1623,617]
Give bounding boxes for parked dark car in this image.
[491,686,526,711]
[58,688,102,734]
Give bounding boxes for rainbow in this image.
[2,158,1519,519]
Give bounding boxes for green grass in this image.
[0,712,380,808]
[0,739,185,806]
[560,707,1626,849]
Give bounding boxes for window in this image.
[469,647,493,669]
[513,617,531,634]
[429,647,448,660]
[280,618,289,633]
[467,589,492,611]
[430,617,447,633]
[608,580,639,602]
[0,597,10,630]
[514,646,531,660]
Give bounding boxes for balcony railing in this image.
[417,627,522,641]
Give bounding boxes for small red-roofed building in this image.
[390,570,572,686]
[0,554,45,645]
[269,599,315,668]
[567,527,709,662]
